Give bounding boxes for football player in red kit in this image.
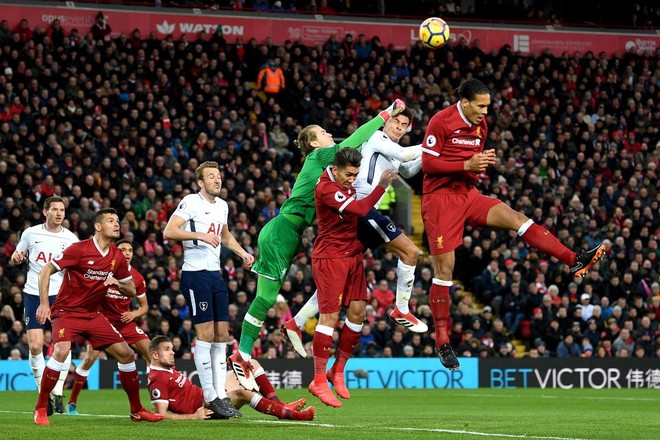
[33,208,162,425]
[421,78,605,371]
[148,336,314,421]
[308,148,398,408]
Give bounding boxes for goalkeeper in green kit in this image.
[229,99,407,390]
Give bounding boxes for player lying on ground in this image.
[148,336,314,420]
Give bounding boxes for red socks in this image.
[255,372,279,402]
[36,367,60,409]
[430,283,451,347]
[312,331,333,381]
[68,371,88,405]
[334,326,361,373]
[118,370,142,413]
[255,397,292,419]
[522,223,576,265]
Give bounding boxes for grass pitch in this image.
[2,388,659,439]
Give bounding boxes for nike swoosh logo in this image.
[573,262,584,270]
[205,212,211,214]
[203,361,211,365]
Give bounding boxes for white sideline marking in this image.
[1,410,584,439]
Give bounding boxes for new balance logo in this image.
[87,260,94,265]
[453,129,461,134]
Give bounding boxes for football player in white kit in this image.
[9,195,78,413]
[282,108,428,357]
[163,161,254,419]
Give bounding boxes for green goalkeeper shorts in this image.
[251,215,305,284]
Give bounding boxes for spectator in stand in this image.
[90,12,111,43]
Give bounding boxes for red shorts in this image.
[422,187,502,255]
[52,313,124,350]
[109,320,149,345]
[313,254,367,314]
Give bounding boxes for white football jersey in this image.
[172,193,228,271]
[16,224,79,296]
[353,130,422,208]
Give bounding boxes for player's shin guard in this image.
[117,362,142,414]
[430,278,452,346]
[53,351,72,396]
[395,261,416,314]
[68,367,90,405]
[254,366,279,401]
[519,221,575,265]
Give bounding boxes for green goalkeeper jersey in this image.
[279,115,385,226]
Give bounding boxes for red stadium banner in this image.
[1,4,659,56]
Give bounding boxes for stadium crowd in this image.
[0,11,658,366]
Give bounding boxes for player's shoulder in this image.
[131,266,145,281]
[177,193,199,209]
[213,197,229,211]
[62,227,79,242]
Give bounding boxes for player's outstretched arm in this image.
[338,99,407,150]
[398,155,422,178]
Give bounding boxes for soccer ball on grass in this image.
[419,17,450,49]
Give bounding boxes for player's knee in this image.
[400,246,420,266]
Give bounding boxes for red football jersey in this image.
[421,103,489,194]
[148,366,203,415]
[99,266,146,322]
[312,168,385,259]
[50,238,132,318]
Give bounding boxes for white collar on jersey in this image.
[149,365,174,373]
[92,236,110,257]
[457,102,473,127]
[325,166,336,182]
[197,192,217,204]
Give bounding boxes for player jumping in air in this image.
[420,78,605,371]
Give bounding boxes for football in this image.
[419,17,450,49]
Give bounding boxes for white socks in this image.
[517,219,534,236]
[53,351,72,396]
[249,393,262,409]
[75,365,90,377]
[117,361,137,373]
[294,290,319,329]
[194,340,218,402]
[211,342,228,399]
[395,260,416,314]
[30,352,45,391]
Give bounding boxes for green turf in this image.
[3,388,659,439]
